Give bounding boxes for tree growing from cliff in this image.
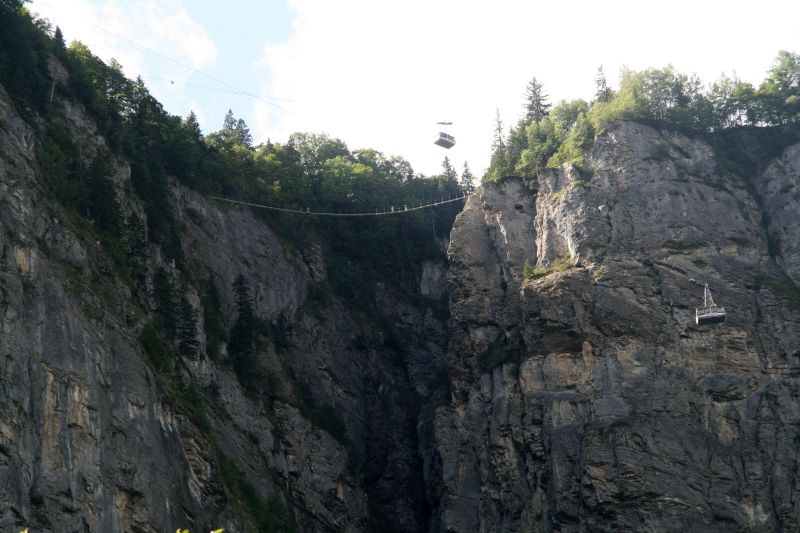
[152,268,178,338]
[229,275,263,394]
[523,77,551,124]
[177,295,200,359]
[202,277,226,360]
[460,162,475,193]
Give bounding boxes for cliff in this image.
[436,121,800,532]
[0,73,448,531]
[2,56,800,533]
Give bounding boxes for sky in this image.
[29,0,800,178]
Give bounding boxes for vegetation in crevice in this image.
[218,453,298,533]
[478,335,526,374]
[524,256,575,282]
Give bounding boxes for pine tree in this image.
[152,267,178,338]
[229,274,262,393]
[594,66,613,103]
[222,109,236,135]
[442,156,457,183]
[185,111,202,139]
[202,277,226,360]
[234,118,252,147]
[491,108,505,152]
[53,26,65,54]
[523,77,550,124]
[177,295,199,359]
[460,162,475,193]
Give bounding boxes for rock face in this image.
[3,68,800,532]
[435,121,800,532]
[0,78,447,532]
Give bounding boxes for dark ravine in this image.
[2,61,800,533]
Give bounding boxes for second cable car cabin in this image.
[695,283,726,326]
[434,121,455,149]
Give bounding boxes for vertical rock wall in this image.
[435,122,800,532]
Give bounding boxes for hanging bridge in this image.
[208,194,468,217]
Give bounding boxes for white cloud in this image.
[30,0,216,113]
[254,0,800,177]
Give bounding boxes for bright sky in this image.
[29,0,800,178]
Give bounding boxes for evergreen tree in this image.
[202,276,226,360]
[486,109,507,181]
[460,162,475,193]
[222,109,236,135]
[177,295,200,359]
[441,156,457,183]
[125,213,148,286]
[53,26,65,54]
[230,274,262,393]
[594,66,613,103]
[152,267,178,338]
[491,108,505,152]
[185,111,202,139]
[523,77,550,124]
[504,124,528,176]
[234,118,252,147]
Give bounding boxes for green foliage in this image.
[524,77,551,123]
[139,322,173,373]
[477,336,525,374]
[229,275,263,394]
[152,267,178,338]
[218,454,297,533]
[524,255,574,281]
[300,281,333,316]
[293,379,349,446]
[202,277,226,360]
[486,51,800,183]
[180,382,214,438]
[0,1,51,115]
[177,295,199,359]
[594,66,613,103]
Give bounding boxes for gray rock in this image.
[434,121,800,532]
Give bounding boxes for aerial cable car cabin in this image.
[695,283,726,326]
[434,121,455,149]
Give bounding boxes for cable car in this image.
[434,121,455,149]
[695,283,726,326]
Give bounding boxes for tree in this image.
[202,277,226,360]
[491,108,505,152]
[152,268,178,338]
[594,66,613,103]
[222,109,236,135]
[460,162,475,193]
[234,117,252,147]
[229,275,262,393]
[177,295,200,359]
[441,156,457,183]
[53,26,65,54]
[125,213,148,286]
[523,77,550,124]
[759,50,800,124]
[185,111,202,139]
